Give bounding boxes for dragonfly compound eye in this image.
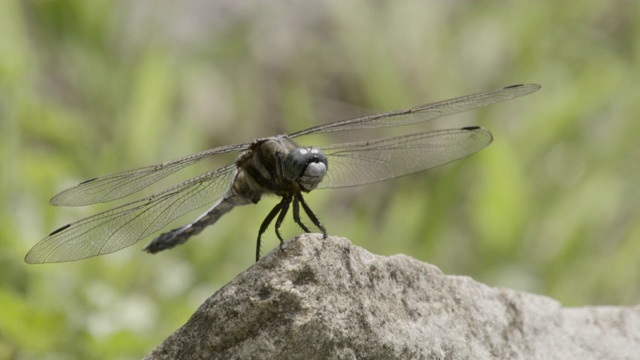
[283,147,328,190]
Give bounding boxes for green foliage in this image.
[2,0,639,358]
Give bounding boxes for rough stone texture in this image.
[145,235,640,360]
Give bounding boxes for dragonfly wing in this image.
[50,143,249,206]
[289,84,539,137]
[25,164,238,263]
[316,127,492,189]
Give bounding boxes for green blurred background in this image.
[1,0,639,358]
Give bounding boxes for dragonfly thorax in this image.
[283,147,328,192]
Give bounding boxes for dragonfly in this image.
[25,84,540,264]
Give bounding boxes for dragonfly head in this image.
[283,147,328,192]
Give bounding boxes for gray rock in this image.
[145,235,640,360]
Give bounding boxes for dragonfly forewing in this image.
[50,143,249,206]
[289,84,540,137]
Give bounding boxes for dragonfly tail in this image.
[143,197,238,253]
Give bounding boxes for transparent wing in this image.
[289,84,539,138]
[50,143,249,206]
[25,164,238,263]
[317,127,492,189]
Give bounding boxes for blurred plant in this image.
[1,0,639,358]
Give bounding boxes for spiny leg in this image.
[292,196,311,233]
[256,197,287,262]
[298,193,327,238]
[274,195,292,252]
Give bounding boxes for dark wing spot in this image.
[49,223,71,236]
[79,177,98,184]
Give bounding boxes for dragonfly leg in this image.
[292,195,311,233]
[298,194,327,238]
[274,195,292,252]
[256,196,287,261]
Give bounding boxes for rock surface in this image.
[145,235,640,360]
